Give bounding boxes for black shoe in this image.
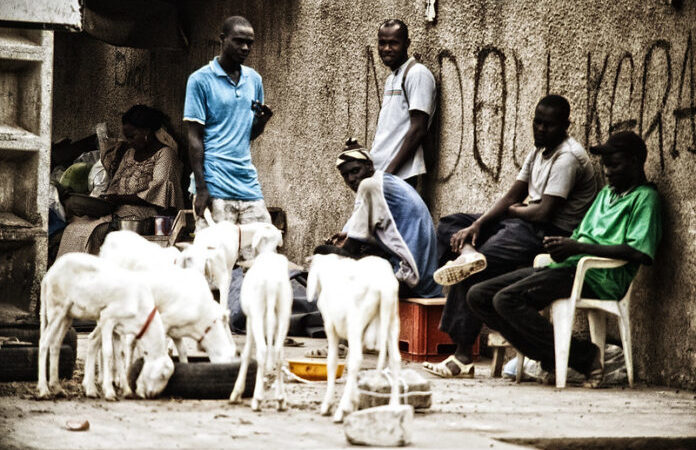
[582,348,604,388]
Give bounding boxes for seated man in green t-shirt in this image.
[466,131,661,387]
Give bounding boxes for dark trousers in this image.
[467,266,599,374]
[437,213,552,345]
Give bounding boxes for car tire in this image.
[0,325,78,352]
[129,358,257,399]
[0,344,75,382]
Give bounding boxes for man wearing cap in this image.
[371,19,436,187]
[330,139,442,298]
[424,95,597,378]
[184,16,273,230]
[467,131,662,387]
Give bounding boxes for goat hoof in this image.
[251,398,260,411]
[84,388,98,398]
[36,387,51,399]
[50,385,66,398]
[228,392,242,404]
[320,402,331,416]
[120,388,134,398]
[104,391,118,401]
[277,398,287,411]
[332,410,346,424]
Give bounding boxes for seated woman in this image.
[56,105,184,257]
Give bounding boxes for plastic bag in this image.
[48,183,66,235]
[73,149,100,165]
[88,160,110,197]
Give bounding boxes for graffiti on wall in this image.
[114,50,153,94]
[360,32,696,182]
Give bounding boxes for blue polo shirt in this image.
[183,57,264,200]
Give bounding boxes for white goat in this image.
[229,231,291,411]
[100,230,180,267]
[38,253,174,400]
[306,254,401,423]
[178,209,282,298]
[100,230,236,364]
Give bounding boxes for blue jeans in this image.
[436,213,565,346]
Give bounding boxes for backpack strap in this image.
[400,58,417,108]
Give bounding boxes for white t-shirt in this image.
[516,136,597,232]
[370,57,436,180]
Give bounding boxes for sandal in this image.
[283,337,305,347]
[422,355,475,378]
[433,252,487,286]
[304,343,347,359]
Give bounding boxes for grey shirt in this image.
[517,136,597,233]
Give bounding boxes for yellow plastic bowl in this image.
[287,359,345,381]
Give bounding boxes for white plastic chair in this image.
[533,253,635,388]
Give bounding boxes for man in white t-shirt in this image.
[370,19,436,187]
[423,95,598,378]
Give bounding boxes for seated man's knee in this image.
[491,289,517,318]
[466,283,489,313]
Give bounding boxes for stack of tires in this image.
[0,324,77,382]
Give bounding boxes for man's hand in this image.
[252,101,273,125]
[326,232,348,247]
[194,189,211,219]
[451,222,482,252]
[543,236,583,262]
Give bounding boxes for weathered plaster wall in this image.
[52,0,696,388]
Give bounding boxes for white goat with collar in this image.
[99,231,236,366]
[38,253,174,400]
[307,253,401,423]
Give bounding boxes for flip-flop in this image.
[304,343,347,359]
[433,253,487,286]
[284,337,305,347]
[422,355,475,378]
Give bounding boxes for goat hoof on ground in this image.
[104,390,118,401]
[120,388,134,399]
[277,398,287,411]
[36,387,51,399]
[332,409,347,424]
[251,398,260,411]
[85,388,99,398]
[228,391,242,404]
[319,402,331,416]
[49,384,66,397]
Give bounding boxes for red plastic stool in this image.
[398,297,453,362]
[398,297,480,362]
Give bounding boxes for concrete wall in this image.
[52,0,696,388]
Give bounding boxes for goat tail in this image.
[203,208,216,227]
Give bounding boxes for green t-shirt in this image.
[549,184,662,299]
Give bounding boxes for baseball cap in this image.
[589,131,647,163]
[336,138,371,168]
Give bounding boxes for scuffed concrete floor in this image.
[1,335,694,449]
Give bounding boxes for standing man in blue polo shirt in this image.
[184,15,273,228]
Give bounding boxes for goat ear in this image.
[203,208,216,227]
[250,232,266,257]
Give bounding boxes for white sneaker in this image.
[433,252,487,286]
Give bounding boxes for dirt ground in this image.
[1,335,695,449]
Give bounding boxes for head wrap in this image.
[335,138,371,168]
